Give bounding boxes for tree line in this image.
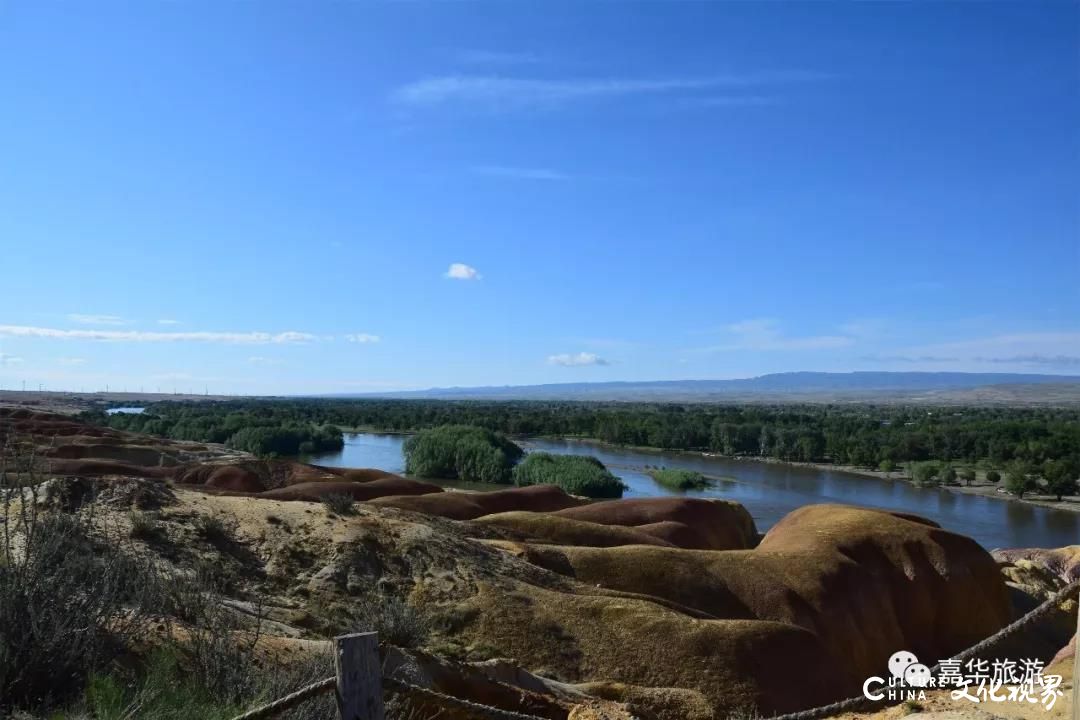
[87,398,1080,481]
[81,407,343,457]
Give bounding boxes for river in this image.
[306,432,1080,550]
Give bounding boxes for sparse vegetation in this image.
[320,492,356,516]
[902,699,924,714]
[130,510,167,542]
[194,513,237,544]
[647,467,709,490]
[513,452,626,498]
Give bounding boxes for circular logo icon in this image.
[888,651,919,680]
[904,663,932,688]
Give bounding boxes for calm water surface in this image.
[308,433,1080,550]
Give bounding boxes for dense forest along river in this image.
[307,432,1080,550]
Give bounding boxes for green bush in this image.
[513,452,625,498]
[403,425,523,484]
[647,468,709,490]
[986,469,1001,483]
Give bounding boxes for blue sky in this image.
[0,1,1077,394]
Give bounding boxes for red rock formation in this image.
[371,484,585,520]
[553,497,758,550]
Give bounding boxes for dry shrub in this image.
[0,446,161,713]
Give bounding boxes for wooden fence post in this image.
[335,632,384,720]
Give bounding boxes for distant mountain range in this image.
[335,371,1080,405]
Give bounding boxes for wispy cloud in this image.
[903,332,1080,366]
[860,354,959,364]
[547,352,610,367]
[471,165,569,181]
[860,332,1080,370]
[444,263,482,281]
[0,324,318,344]
[345,333,381,343]
[392,71,826,111]
[694,318,854,353]
[57,357,87,365]
[68,314,129,326]
[978,354,1080,367]
[0,353,23,366]
[247,356,281,367]
[157,319,180,325]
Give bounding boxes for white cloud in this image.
[0,324,318,344]
[247,356,281,367]
[392,71,828,111]
[68,313,129,326]
[345,333,381,343]
[471,165,569,181]
[547,352,610,367]
[57,357,87,365]
[445,263,482,281]
[0,353,23,366]
[157,319,181,325]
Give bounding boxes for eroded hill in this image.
[1,408,1076,720]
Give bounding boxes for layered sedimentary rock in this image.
[370,484,586,519]
[474,511,676,548]
[552,497,758,550]
[519,504,1011,683]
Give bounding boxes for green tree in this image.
[959,468,976,486]
[878,459,896,473]
[1005,463,1037,499]
[403,425,523,484]
[913,462,940,487]
[1043,461,1078,501]
[940,467,958,485]
[986,469,1001,484]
